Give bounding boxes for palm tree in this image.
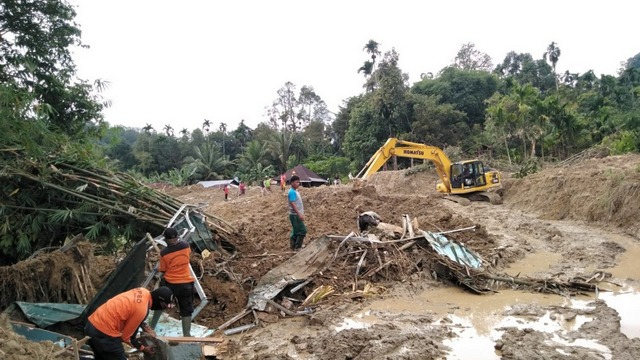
[163,124,174,137]
[239,140,268,172]
[202,119,211,134]
[361,40,381,92]
[219,122,227,156]
[185,143,232,180]
[142,124,154,134]
[543,42,561,90]
[363,39,381,66]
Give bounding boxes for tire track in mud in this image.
[441,200,634,276]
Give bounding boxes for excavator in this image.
[353,138,502,205]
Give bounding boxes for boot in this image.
[294,235,305,250]
[181,316,192,337]
[150,310,163,329]
[290,237,296,250]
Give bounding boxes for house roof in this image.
[275,164,328,184]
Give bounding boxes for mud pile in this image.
[504,154,640,237]
[0,242,100,309]
[0,314,73,359]
[170,176,507,328]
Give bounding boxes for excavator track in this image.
[444,195,472,206]
[466,191,502,204]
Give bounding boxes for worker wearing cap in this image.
[152,227,195,336]
[84,286,174,359]
[288,175,307,250]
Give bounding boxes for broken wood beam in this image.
[216,309,251,331]
[159,336,225,343]
[145,233,162,254]
[52,336,90,358]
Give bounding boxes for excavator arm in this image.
[355,138,454,192]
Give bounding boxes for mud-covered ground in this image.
[181,154,640,359]
[1,154,639,359]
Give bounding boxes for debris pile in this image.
[0,241,97,309]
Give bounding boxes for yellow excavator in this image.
[354,138,502,204]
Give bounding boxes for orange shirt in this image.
[88,288,151,344]
[159,241,195,284]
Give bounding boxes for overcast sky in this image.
[71,0,638,133]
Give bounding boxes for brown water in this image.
[346,232,640,358]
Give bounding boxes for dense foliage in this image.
[1,2,639,261]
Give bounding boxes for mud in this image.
[1,154,640,358]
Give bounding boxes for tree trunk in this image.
[504,136,512,165]
[530,138,536,158]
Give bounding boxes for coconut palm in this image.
[185,143,232,180]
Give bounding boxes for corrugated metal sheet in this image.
[14,302,85,328]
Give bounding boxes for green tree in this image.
[453,43,493,71]
[412,67,499,134]
[231,120,253,149]
[625,52,640,70]
[543,42,562,90]
[0,0,105,137]
[163,124,174,137]
[495,52,555,93]
[202,119,211,134]
[219,122,227,155]
[360,39,381,92]
[185,143,232,180]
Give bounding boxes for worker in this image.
[84,286,174,359]
[264,176,272,193]
[358,211,381,232]
[287,175,306,250]
[151,227,195,337]
[223,185,229,201]
[280,173,286,191]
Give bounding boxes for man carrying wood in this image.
[152,227,195,337]
[84,286,174,359]
[288,175,306,250]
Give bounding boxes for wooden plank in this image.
[159,336,225,343]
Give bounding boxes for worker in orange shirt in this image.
[84,286,174,359]
[151,227,195,336]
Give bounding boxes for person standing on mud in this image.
[264,176,272,193]
[84,286,174,359]
[150,227,196,337]
[287,175,306,250]
[280,173,286,191]
[223,185,229,201]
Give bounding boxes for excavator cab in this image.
[450,161,487,189]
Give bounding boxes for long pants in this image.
[162,280,194,317]
[84,321,126,360]
[289,214,307,250]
